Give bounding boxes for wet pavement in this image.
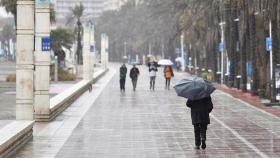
[14,65,280,158]
[0,82,15,119]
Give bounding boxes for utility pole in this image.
[148,43,151,55]
[124,41,127,58]
[220,22,226,85]
[180,34,185,72]
[269,20,273,80]
[161,43,165,59]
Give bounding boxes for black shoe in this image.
[201,141,206,150]
[195,146,200,150]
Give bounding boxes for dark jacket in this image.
[148,62,158,72]
[130,67,139,79]
[120,65,127,79]
[186,96,213,125]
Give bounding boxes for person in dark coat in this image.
[120,64,127,91]
[186,96,213,150]
[129,65,140,91]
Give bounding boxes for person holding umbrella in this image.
[164,65,174,90]
[148,60,158,91]
[174,77,215,150]
[158,59,174,90]
[187,96,213,150]
[129,64,140,91]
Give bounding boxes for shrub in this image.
[58,68,76,81]
[6,74,16,82]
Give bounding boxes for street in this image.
[14,65,280,158]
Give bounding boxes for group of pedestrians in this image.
[120,62,213,150]
[119,64,140,92]
[119,62,174,92]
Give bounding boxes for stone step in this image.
[0,121,34,157]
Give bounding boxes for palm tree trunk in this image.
[249,14,258,95]
[271,2,279,101]
[76,20,83,65]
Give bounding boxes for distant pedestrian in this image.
[148,61,158,91]
[164,65,174,90]
[130,64,140,91]
[186,96,213,150]
[176,61,181,72]
[88,83,92,92]
[120,64,127,91]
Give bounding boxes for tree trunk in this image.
[76,20,83,65]
[249,14,258,95]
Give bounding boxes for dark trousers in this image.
[120,78,126,90]
[150,76,156,90]
[88,83,92,92]
[194,123,208,146]
[132,78,138,91]
[165,78,171,89]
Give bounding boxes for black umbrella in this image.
[174,77,216,100]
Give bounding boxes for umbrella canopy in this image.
[175,57,184,65]
[158,59,173,66]
[174,77,216,100]
[175,57,183,62]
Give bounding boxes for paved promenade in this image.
[14,65,280,158]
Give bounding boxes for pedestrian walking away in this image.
[164,65,174,90]
[176,61,181,72]
[88,83,92,92]
[130,64,140,91]
[186,96,213,150]
[148,61,158,91]
[119,64,127,92]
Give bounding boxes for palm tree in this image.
[50,3,56,23]
[0,24,16,61]
[51,28,74,66]
[0,0,16,25]
[68,3,85,65]
[1,1,56,26]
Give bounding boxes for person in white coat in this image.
[148,61,158,91]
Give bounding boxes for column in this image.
[16,0,35,120]
[101,33,107,69]
[105,35,109,68]
[34,0,51,118]
[83,23,94,80]
[90,24,96,74]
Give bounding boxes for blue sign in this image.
[219,42,224,52]
[246,61,252,77]
[42,37,51,51]
[266,37,272,51]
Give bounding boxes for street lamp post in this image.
[124,41,127,58]
[219,22,226,85]
[269,20,273,80]
[180,34,185,72]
